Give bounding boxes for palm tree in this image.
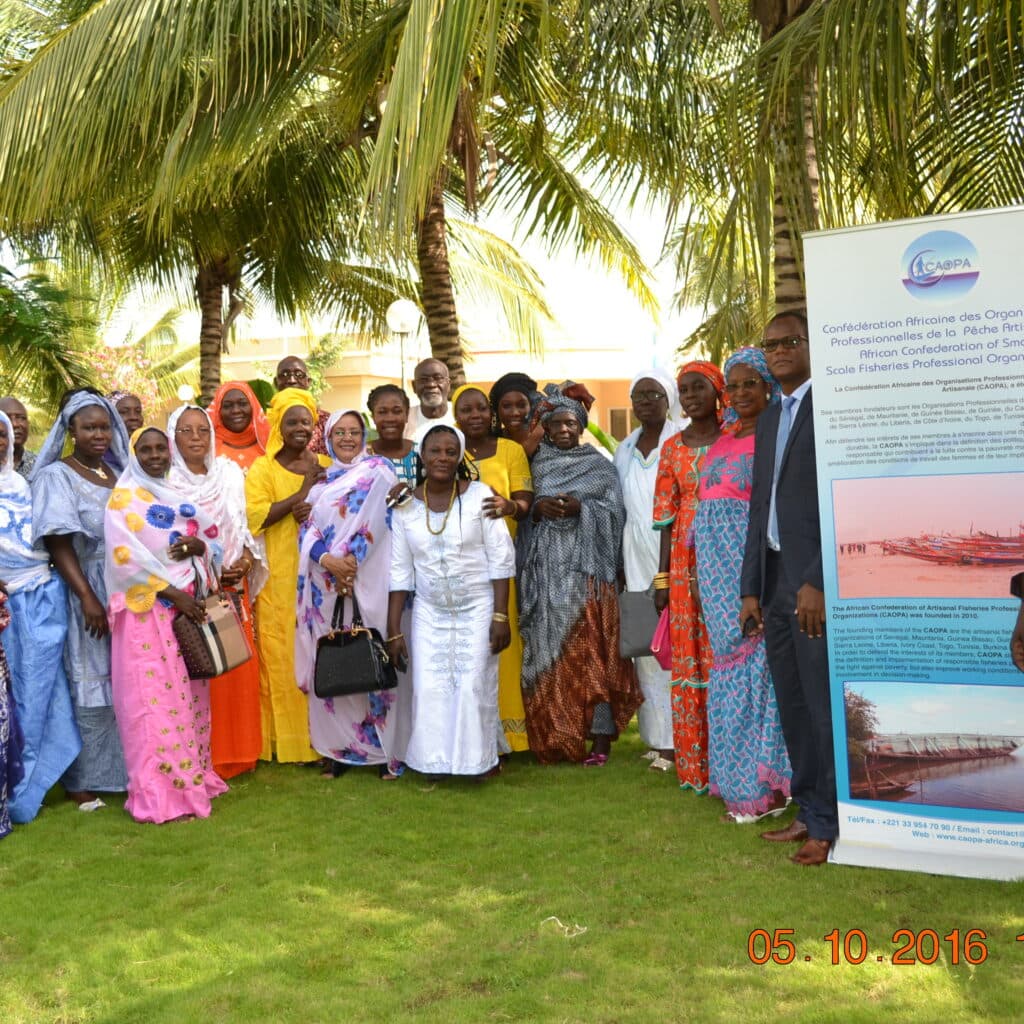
[0,0,651,390]
[0,263,97,412]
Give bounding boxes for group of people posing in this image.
[1,314,836,867]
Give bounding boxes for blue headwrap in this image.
[30,391,131,480]
[722,347,781,427]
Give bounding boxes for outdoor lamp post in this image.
[385,299,422,390]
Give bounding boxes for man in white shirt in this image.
[404,358,455,440]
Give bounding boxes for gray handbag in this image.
[617,588,661,658]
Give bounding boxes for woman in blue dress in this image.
[692,348,791,823]
[0,410,81,823]
[31,390,130,810]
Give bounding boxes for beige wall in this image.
[219,333,643,439]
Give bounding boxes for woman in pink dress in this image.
[104,428,228,823]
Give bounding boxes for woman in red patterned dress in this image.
[652,361,724,792]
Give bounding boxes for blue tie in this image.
[767,396,797,550]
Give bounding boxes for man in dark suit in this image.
[740,310,837,866]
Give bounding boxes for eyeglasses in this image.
[278,368,309,382]
[723,378,764,394]
[331,428,363,439]
[632,390,667,403]
[174,427,211,437]
[415,373,449,385]
[759,335,807,353]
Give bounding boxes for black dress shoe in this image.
[760,819,810,843]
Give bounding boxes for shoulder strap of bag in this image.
[349,590,364,627]
[330,592,347,632]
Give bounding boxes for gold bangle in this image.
[386,633,404,643]
[653,580,670,591]
[492,613,509,623]
[652,572,670,583]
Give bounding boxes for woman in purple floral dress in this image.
[294,410,407,779]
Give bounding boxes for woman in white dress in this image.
[386,425,515,778]
[612,368,685,771]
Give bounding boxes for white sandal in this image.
[77,798,106,813]
[649,756,674,772]
[640,749,658,761]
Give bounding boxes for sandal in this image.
[640,749,658,761]
[582,752,608,767]
[648,756,674,772]
[77,798,106,813]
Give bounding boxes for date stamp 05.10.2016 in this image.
[745,928,1023,966]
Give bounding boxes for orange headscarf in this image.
[208,381,270,471]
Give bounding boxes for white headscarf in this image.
[415,422,466,460]
[614,366,687,479]
[0,410,51,594]
[166,405,268,596]
[629,366,684,424]
[324,409,368,470]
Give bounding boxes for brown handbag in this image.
[173,574,253,679]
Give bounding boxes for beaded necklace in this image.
[424,478,458,535]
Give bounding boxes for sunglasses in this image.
[759,335,807,353]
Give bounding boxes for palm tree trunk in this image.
[416,175,466,386]
[195,262,224,406]
[753,1,818,312]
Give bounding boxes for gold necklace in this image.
[424,478,458,535]
[69,454,112,481]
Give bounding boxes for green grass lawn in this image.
[3,725,1023,1024]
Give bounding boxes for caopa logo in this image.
[901,229,980,302]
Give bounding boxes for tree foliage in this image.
[0,264,97,413]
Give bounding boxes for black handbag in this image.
[313,591,398,698]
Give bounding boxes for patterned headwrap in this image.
[721,346,781,428]
[265,387,319,459]
[104,426,220,615]
[31,390,130,480]
[107,390,132,406]
[537,382,589,429]
[208,380,270,457]
[677,359,725,425]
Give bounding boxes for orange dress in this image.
[653,435,713,792]
[208,577,262,779]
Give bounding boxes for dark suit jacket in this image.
[740,387,824,602]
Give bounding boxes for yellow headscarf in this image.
[266,387,319,458]
[450,383,490,425]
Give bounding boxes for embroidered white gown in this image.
[389,482,515,775]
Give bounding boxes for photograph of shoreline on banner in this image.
[844,681,1024,813]
[832,472,1024,599]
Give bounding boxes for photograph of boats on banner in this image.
[832,472,1024,599]
[844,681,1024,812]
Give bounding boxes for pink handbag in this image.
[650,607,672,670]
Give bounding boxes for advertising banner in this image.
[804,207,1024,880]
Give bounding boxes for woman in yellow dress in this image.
[452,384,533,753]
[244,388,331,763]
